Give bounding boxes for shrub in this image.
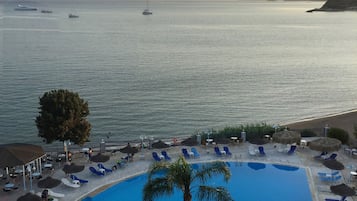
[300,129,317,137]
[327,127,349,144]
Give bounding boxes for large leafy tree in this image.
[143,156,234,201]
[36,89,91,145]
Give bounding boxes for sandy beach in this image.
[285,110,357,138]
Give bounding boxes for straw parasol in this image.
[309,137,342,152]
[323,160,344,171]
[17,193,41,201]
[248,162,266,170]
[90,153,110,163]
[330,183,356,197]
[272,130,301,144]
[37,176,61,189]
[62,163,85,174]
[119,143,139,155]
[151,140,170,149]
[249,138,269,145]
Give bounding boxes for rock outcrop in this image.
[306,0,357,12]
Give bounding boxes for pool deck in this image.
[1,140,357,201]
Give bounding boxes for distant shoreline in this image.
[284,109,357,136]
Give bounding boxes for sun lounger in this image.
[36,189,64,199]
[152,152,162,162]
[248,146,257,156]
[223,146,232,156]
[182,148,190,159]
[70,174,88,184]
[318,171,339,177]
[258,146,266,156]
[314,151,328,159]
[325,153,337,160]
[161,151,171,160]
[191,147,200,158]
[98,163,112,173]
[89,166,105,176]
[37,190,59,201]
[325,196,346,201]
[61,178,80,188]
[287,145,297,155]
[214,147,223,157]
[319,175,342,182]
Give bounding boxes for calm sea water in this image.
[1,0,357,147]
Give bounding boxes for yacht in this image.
[41,10,53,13]
[14,4,37,11]
[68,14,79,18]
[142,8,152,15]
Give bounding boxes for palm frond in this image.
[143,177,174,201]
[198,186,234,201]
[194,161,231,183]
[147,161,170,180]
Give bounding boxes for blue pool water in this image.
[84,162,312,201]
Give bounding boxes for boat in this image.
[41,10,53,13]
[14,4,37,11]
[142,8,152,15]
[68,14,79,18]
[142,0,152,15]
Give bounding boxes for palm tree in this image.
[143,156,234,201]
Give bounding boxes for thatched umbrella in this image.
[151,140,170,149]
[309,137,341,152]
[248,162,266,170]
[323,160,344,171]
[330,183,356,197]
[119,143,139,155]
[37,176,61,189]
[272,130,301,144]
[17,193,41,201]
[90,153,110,163]
[62,163,85,174]
[249,138,269,145]
[181,137,198,146]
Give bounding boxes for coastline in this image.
[284,109,357,136]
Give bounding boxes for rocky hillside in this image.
[321,0,357,10]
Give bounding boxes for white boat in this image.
[142,0,152,15]
[14,4,37,11]
[142,8,152,15]
[68,14,79,18]
[41,10,53,13]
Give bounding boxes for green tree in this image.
[143,156,234,201]
[35,89,91,145]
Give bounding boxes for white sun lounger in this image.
[47,189,65,198]
[61,178,80,188]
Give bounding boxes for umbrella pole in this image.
[22,165,26,191]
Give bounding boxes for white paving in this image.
[1,141,357,201]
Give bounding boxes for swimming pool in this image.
[83,162,312,201]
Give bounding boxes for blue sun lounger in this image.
[70,174,88,184]
[98,163,112,173]
[214,147,223,157]
[89,167,105,176]
[152,152,162,162]
[161,151,171,161]
[258,146,266,156]
[325,196,346,201]
[182,148,190,159]
[191,147,200,158]
[287,145,297,155]
[223,146,232,156]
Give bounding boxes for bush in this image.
[300,129,317,137]
[327,127,349,144]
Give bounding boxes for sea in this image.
[1,0,357,149]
